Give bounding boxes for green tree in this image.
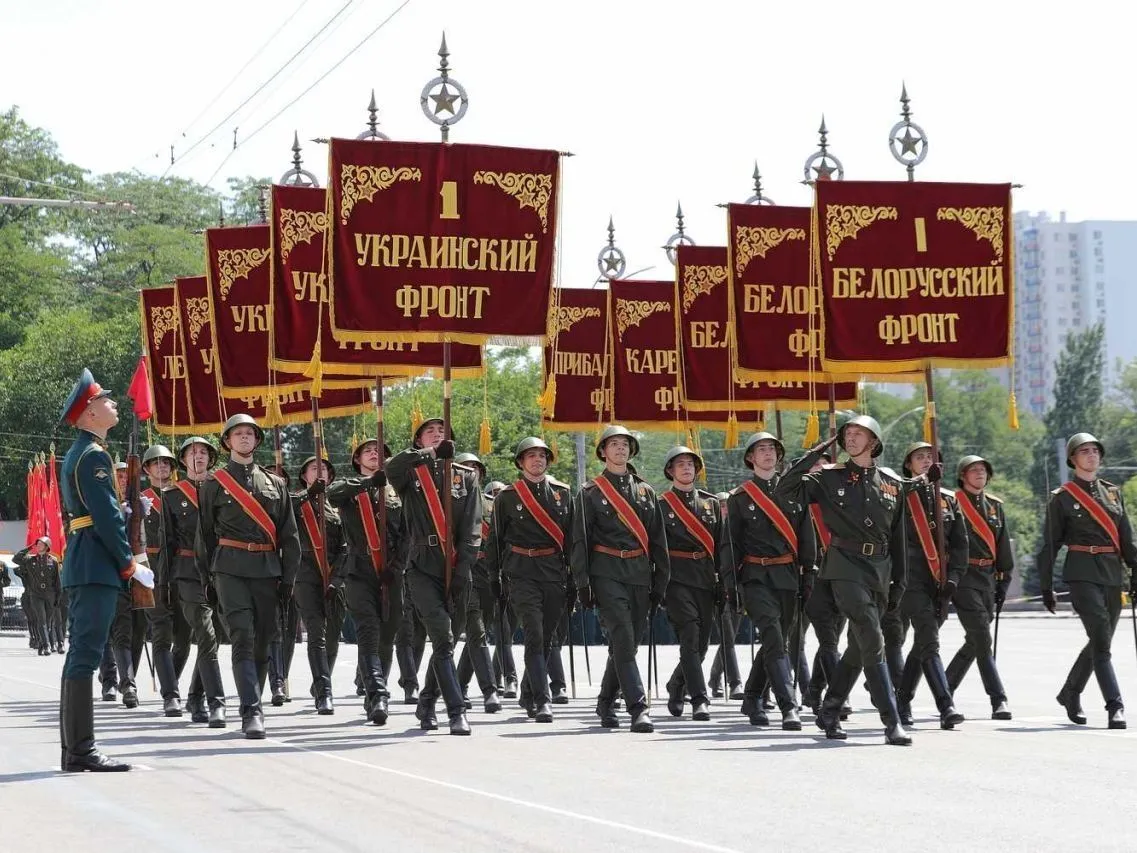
[225,176,274,225]
[0,106,85,237]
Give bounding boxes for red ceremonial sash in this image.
[740,480,798,556]
[481,520,490,541]
[142,487,161,511]
[415,466,451,554]
[955,490,998,559]
[212,469,277,548]
[176,480,199,509]
[1061,481,1121,551]
[810,504,832,551]
[515,480,566,551]
[593,475,650,554]
[661,491,715,557]
[906,491,942,582]
[299,500,330,582]
[355,492,384,573]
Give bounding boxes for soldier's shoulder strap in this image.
[696,488,717,500]
[821,463,845,471]
[985,491,1004,504]
[877,465,901,481]
[940,486,958,500]
[499,482,517,492]
[581,479,597,491]
[547,476,571,490]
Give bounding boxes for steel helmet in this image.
[298,455,336,484]
[220,413,264,451]
[514,436,554,469]
[742,431,785,463]
[413,417,454,448]
[142,445,176,468]
[178,436,218,470]
[956,454,994,487]
[663,445,704,481]
[595,424,639,460]
[901,441,939,477]
[1066,433,1105,468]
[350,438,392,474]
[837,414,884,459]
[455,452,487,482]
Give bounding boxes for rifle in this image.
[125,414,155,611]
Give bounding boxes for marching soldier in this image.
[393,585,426,703]
[945,455,1013,720]
[708,491,744,700]
[293,455,348,715]
[328,439,407,725]
[196,414,301,739]
[387,418,481,735]
[13,537,60,655]
[142,444,193,716]
[892,442,967,730]
[784,416,923,745]
[722,432,815,730]
[658,446,720,722]
[454,452,504,714]
[1038,433,1137,730]
[485,437,573,723]
[108,462,146,709]
[57,368,155,771]
[165,437,227,727]
[571,425,670,733]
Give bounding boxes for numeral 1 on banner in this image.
[914,217,928,253]
[440,181,460,220]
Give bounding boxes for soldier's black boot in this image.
[268,640,286,706]
[397,645,421,704]
[111,646,138,709]
[201,658,227,728]
[416,668,439,731]
[945,647,975,695]
[155,647,182,717]
[1057,684,1088,725]
[378,643,393,686]
[619,661,653,733]
[794,653,810,709]
[769,656,802,731]
[362,654,389,725]
[308,643,334,715]
[864,661,912,746]
[63,678,131,772]
[234,660,265,740]
[740,663,769,726]
[680,648,710,720]
[896,653,922,727]
[816,659,858,740]
[923,655,965,730]
[976,654,1011,720]
[526,652,554,723]
[666,666,685,718]
[595,658,621,728]
[811,648,838,715]
[885,643,906,695]
[1093,658,1126,729]
[435,656,471,735]
[473,646,503,714]
[495,627,519,698]
[456,645,475,709]
[547,647,569,704]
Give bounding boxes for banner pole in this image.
[443,343,454,598]
[310,397,331,591]
[827,383,837,439]
[376,379,389,619]
[925,364,949,616]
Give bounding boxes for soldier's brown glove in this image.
[365,470,387,490]
[887,583,903,613]
[306,479,326,499]
[1042,589,1057,614]
[926,462,944,483]
[434,439,455,460]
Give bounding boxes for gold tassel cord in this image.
[1008,392,1019,430]
[536,374,557,417]
[755,409,766,433]
[724,413,740,450]
[479,417,492,456]
[923,401,935,444]
[802,412,820,448]
[410,398,424,435]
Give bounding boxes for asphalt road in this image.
[2,613,1135,852]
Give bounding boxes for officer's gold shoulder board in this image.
[499,483,516,493]
[821,463,845,471]
[877,466,902,481]
[985,492,1003,504]
[547,476,571,490]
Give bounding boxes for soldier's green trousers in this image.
[593,575,649,665]
[214,574,279,665]
[900,581,942,661]
[832,580,887,668]
[1063,581,1123,707]
[952,585,994,660]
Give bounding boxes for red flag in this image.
[46,451,65,560]
[127,356,153,421]
[25,465,36,547]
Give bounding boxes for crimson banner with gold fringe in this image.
[327,138,560,345]
[814,180,1014,373]
[269,183,483,380]
[139,285,194,435]
[541,287,611,431]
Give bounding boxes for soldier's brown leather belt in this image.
[1069,545,1116,554]
[592,545,645,558]
[176,548,194,558]
[146,547,160,556]
[968,557,995,567]
[744,553,794,566]
[668,549,708,560]
[218,538,275,552]
[512,545,559,558]
[830,536,889,557]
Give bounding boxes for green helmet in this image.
[663,445,704,481]
[595,424,639,460]
[514,436,554,468]
[114,461,128,471]
[956,454,993,486]
[715,491,731,502]
[485,480,507,499]
[1066,432,1105,468]
[742,431,785,463]
[901,440,939,477]
[455,452,486,482]
[178,436,218,470]
[142,445,176,468]
[298,455,336,484]
[351,438,392,474]
[220,413,264,450]
[413,417,453,448]
[837,414,884,458]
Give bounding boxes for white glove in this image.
[140,495,154,517]
[131,554,155,589]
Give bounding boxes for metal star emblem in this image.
[431,84,459,116]
[896,126,921,156]
[603,251,621,272]
[812,159,837,181]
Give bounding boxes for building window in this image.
[1096,264,1105,273]
[1056,267,1065,274]
[1058,318,1067,326]
[1094,230,1102,239]
[1097,298,1106,308]
[1097,280,1105,290]
[1054,233,1061,242]
[1095,247,1103,258]
[1070,250,1078,259]
[1057,283,1066,291]
[1073,318,1081,327]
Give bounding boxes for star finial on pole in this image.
[596,215,627,281]
[802,115,845,186]
[420,32,469,141]
[888,82,929,181]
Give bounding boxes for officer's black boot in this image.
[234,659,265,739]
[526,652,554,723]
[397,645,421,704]
[794,653,810,710]
[945,647,975,695]
[200,658,227,728]
[885,643,906,695]
[378,642,393,686]
[740,662,769,726]
[1058,646,1092,724]
[268,640,286,706]
[666,664,686,718]
[595,657,621,728]
[816,658,858,740]
[416,665,440,731]
[709,647,724,698]
[472,645,503,713]
[681,647,710,720]
[769,656,802,731]
[355,666,366,696]
[618,661,653,733]
[99,644,117,700]
[923,655,965,729]
[896,652,922,726]
[363,654,389,725]
[310,645,335,716]
[111,646,138,709]
[63,678,131,772]
[811,647,839,715]
[435,655,471,736]
[456,644,474,709]
[154,647,182,717]
[496,626,519,698]
[1094,658,1126,729]
[547,647,569,704]
[976,654,1012,720]
[864,661,912,746]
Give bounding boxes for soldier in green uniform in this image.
[393,582,426,703]
[195,414,301,739]
[13,537,61,655]
[328,439,407,725]
[943,454,1013,720]
[453,452,504,714]
[292,455,348,715]
[165,437,227,727]
[387,418,481,735]
[784,416,926,745]
[657,446,720,722]
[722,432,815,730]
[485,437,573,723]
[1039,433,1137,730]
[106,461,146,708]
[892,442,967,730]
[708,491,745,700]
[57,368,155,771]
[571,425,670,733]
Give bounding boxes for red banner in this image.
[328,139,560,345]
[815,180,1013,373]
[269,183,483,379]
[541,287,611,431]
[139,285,194,434]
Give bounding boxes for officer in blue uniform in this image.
[57,369,155,772]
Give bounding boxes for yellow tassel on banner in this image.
[549,433,559,459]
[266,394,284,428]
[755,413,766,432]
[536,375,557,417]
[410,400,424,435]
[1008,392,1020,430]
[479,417,492,456]
[802,412,820,448]
[724,413,740,450]
[922,404,934,444]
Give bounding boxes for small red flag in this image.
[127,356,153,421]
